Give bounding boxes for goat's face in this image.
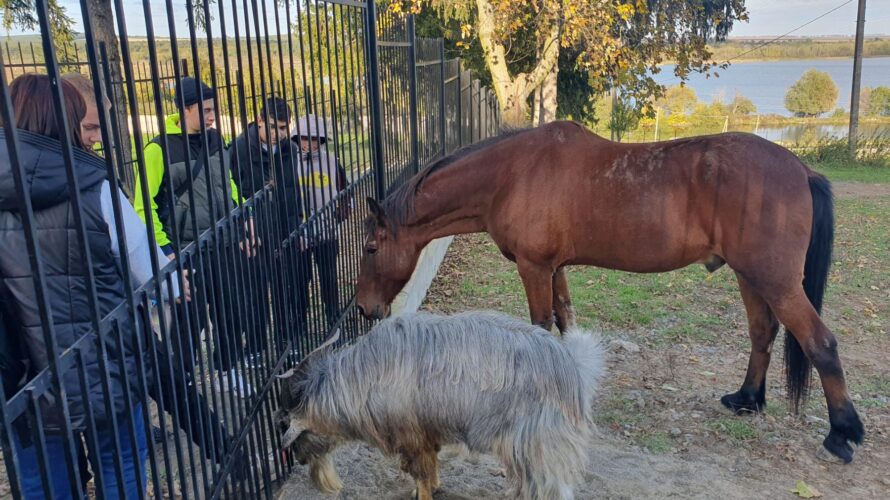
[276,328,341,450]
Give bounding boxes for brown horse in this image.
[355,121,864,463]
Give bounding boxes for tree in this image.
[730,93,756,115]
[397,0,748,126]
[784,69,839,117]
[1,0,75,59]
[657,85,697,115]
[867,86,890,116]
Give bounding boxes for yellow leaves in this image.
[616,4,635,22]
[387,0,423,17]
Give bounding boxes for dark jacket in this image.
[133,114,242,252]
[0,129,140,432]
[231,122,303,243]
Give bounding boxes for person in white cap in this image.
[291,114,351,334]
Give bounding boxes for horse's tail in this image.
[785,173,834,412]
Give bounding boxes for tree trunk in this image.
[474,0,560,128]
[539,64,557,124]
[87,0,134,194]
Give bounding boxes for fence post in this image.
[467,80,476,144]
[407,15,420,174]
[365,0,387,200]
[456,59,462,148]
[439,40,447,157]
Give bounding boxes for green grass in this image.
[811,164,890,183]
[592,395,646,428]
[639,432,673,454]
[706,417,757,441]
[859,375,890,395]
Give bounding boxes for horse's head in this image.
[355,198,421,320]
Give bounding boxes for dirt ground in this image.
[279,182,889,499]
[832,181,890,199]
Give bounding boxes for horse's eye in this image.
[366,246,377,255]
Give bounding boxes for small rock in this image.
[609,339,641,354]
[805,415,828,426]
[670,428,682,437]
[853,393,862,401]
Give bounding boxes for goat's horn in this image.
[281,424,301,449]
[305,328,341,358]
[276,368,295,379]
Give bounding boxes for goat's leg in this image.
[402,449,439,500]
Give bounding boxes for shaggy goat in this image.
[276,311,604,500]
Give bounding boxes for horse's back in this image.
[488,125,819,273]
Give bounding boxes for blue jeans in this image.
[13,404,148,500]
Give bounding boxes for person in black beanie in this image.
[133,76,257,400]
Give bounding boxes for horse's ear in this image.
[366,197,388,227]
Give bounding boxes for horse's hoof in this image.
[720,391,763,414]
[816,444,847,464]
[822,430,855,464]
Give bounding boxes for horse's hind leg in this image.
[768,287,864,463]
[552,267,576,333]
[517,260,555,331]
[722,273,780,413]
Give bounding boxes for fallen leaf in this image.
[791,480,822,498]
[661,384,679,392]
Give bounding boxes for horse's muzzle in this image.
[356,303,387,320]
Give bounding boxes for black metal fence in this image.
[0,0,499,498]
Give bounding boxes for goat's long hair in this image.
[295,311,605,499]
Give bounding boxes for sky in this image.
[730,0,888,38]
[3,0,889,39]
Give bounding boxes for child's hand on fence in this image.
[175,268,192,303]
[241,217,261,258]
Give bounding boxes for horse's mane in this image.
[381,127,531,228]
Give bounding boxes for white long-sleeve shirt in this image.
[100,181,179,300]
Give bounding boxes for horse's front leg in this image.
[517,260,555,331]
[552,267,575,333]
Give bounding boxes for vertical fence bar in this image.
[366,0,386,201]
[439,41,447,158]
[407,15,420,174]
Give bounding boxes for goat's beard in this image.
[291,429,342,494]
[310,454,342,494]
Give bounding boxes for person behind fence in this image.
[65,73,239,467]
[291,114,351,332]
[0,73,151,499]
[133,76,257,398]
[230,97,303,363]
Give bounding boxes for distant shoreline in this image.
[714,54,890,64]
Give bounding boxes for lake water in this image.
[660,57,890,116]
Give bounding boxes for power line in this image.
[721,0,856,63]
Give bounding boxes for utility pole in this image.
[848,0,867,156]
